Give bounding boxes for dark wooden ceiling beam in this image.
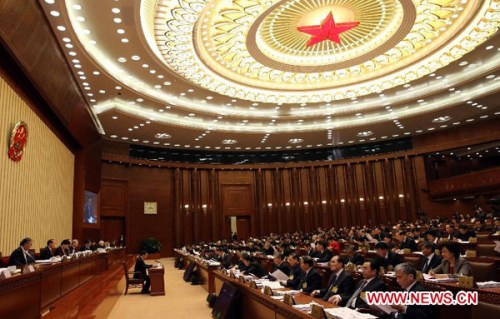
[0,0,100,150]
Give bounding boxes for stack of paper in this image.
[261,280,283,290]
[274,289,300,296]
[477,281,500,288]
[325,307,377,319]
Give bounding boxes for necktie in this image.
[422,258,430,273]
[323,275,338,300]
[346,279,367,308]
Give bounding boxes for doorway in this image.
[226,216,251,240]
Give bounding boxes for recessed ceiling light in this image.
[288,138,303,144]
[111,8,120,14]
[110,135,117,138]
[65,43,73,48]
[76,16,85,22]
[155,133,171,139]
[68,51,77,56]
[117,57,127,63]
[357,131,373,137]
[163,81,171,86]
[115,86,122,90]
[113,18,122,23]
[432,116,451,123]
[121,38,129,43]
[221,139,237,145]
[57,25,66,31]
[45,0,55,3]
[117,29,125,34]
[131,55,140,60]
[50,10,60,17]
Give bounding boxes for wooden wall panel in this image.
[100,179,127,217]
[0,74,73,254]
[92,156,449,254]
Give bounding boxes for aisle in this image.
[107,258,212,319]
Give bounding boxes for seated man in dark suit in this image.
[345,260,387,309]
[420,241,442,274]
[314,241,334,263]
[40,239,56,260]
[297,256,322,294]
[396,231,417,252]
[134,250,153,294]
[281,253,301,288]
[443,224,457,241]
[390,263,435,319]
[311,256,354,306]
[80,240,92,252]
[9,237,35,267]
[240,252,267,278]
[271,253,291,276]
[375,241,403,271]
[54,239,71,257]
[216,247,232,269]
[456,224,476,241]
[346,245,365,265]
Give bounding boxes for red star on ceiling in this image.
[297,11,360,47]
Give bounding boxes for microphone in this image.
[26,252,36,263]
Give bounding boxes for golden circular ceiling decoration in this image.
[248,0,412,72]
[149,0,498,103]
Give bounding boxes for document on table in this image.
[261,280,283,290]
[270,269,289,281]
[369,303,399,314]
[325,307,378,319]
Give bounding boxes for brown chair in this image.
[476,234,491,242]
[472,302,500,319]
[470,262,495,282]
[476,244,498,257]
[403,256,421,269]
[123,262,144,295]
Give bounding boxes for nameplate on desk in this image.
[0,270,12,280]
[458,276,474,288]
[469,237,477,243]
[311,304,326,319]
[249,281,257,289]
[283,293,295,306]
[403,249,411,254]
[465,250,476,258]
[264,286,273,296]
[23,265,35,273]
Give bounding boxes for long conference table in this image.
[0,248,126,319]
[175,250,500,319]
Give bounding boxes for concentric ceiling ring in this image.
[149,0,498,103]
[246,0,415,73]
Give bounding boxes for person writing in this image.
[429,242,472,277]
[134,250,153,294]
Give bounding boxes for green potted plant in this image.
[139,237,161,259]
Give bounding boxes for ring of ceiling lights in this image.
[247,0,413,73]
[150,0,498,102]
[62,0,500,134]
